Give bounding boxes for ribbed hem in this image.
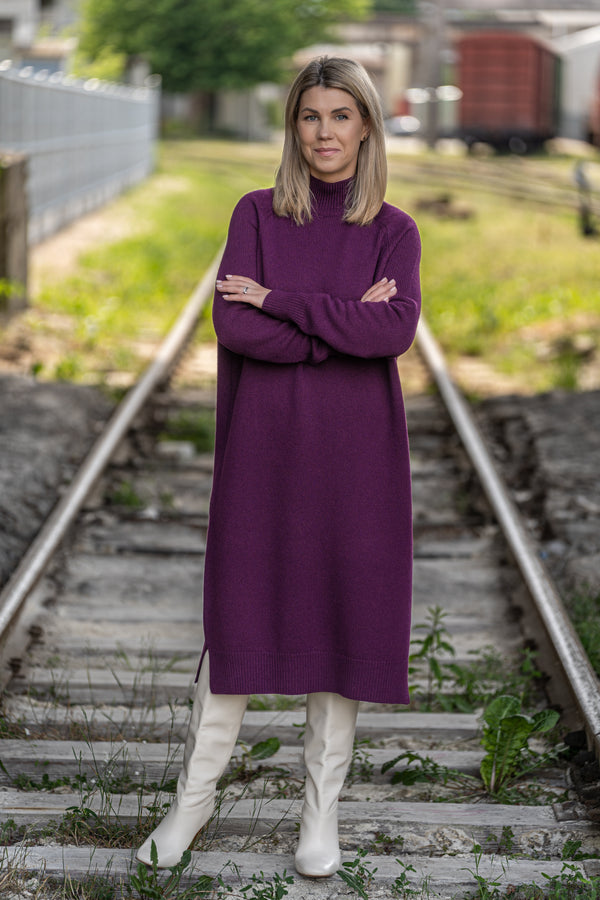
[262,289,308,330]
[309,175,353,217]
[207,648,410,705]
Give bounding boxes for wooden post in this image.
[0,153,28,313]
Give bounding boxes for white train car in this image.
[552,25,600,142]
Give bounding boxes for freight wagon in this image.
[457,31,561,152]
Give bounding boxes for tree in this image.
[78,0,371,94]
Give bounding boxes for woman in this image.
[137,55,421,878]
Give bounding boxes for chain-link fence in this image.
[0,63,160,243]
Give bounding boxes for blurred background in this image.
[0,0,599,395]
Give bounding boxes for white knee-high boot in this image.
[294,692,359,878]
[136,654,248,868]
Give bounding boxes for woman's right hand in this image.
[360,277,397,303]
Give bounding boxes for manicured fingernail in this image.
[225,274,232,279]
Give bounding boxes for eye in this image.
[335,114,349,120]
[303,114,318,122]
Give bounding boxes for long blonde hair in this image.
[273,57,387,226]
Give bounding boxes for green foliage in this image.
[385,156,600,393]
[565,591,600,678]
[0,278,21,310]
[60,873,117,900]
[218,736,284,789]
[106,479,146,509]
[0,817,24,845]
[462,862,600,899]
[78,0,370,93]
[216,869,294,898]
[129,842,214,899]
[391,859,432,898]
[480,695,560,794]
[159,409,215,453]
[409,605,455,707]
[349,736,375,783]
[374,0,416,11]
[381,750,470,791]
[409,606,546,714]
[337,849,378,899]
[69,44,127,81]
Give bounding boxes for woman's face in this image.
[296,85,369,183]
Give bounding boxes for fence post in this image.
[0,153,28,313]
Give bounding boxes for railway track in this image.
[1,255,600,899]
[193,144,600,218]
[387,156,600,218]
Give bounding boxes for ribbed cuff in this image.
[262,289,309,331]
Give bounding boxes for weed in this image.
[129,842,214,899]
[218,736,283,789]
[442,646,546,713]
[337,848,378,899]
[462,843,505,899]
[0,817,26,845]
[247,695,302,711]
[538,863,600,899]
[561,839,585,861]
[216,868,294,899]
[349,737,375,783]
[381,749,477,798]
[565,590,600,678]
[57,872,117,900]
[106,479,146,509]
[53,353,84,381]
[409,606,456,707]
[409,609,547,714]
[497,826,516,856]
[480,694,560,795]
[391,858,432,898]
[368,831,405,855]
[0,850,49,900]
[159,408,216,453]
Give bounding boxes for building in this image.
[0,0,77,71]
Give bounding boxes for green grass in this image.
[17,140,600,393]
[385,151,600,392]
[29,141,282,385]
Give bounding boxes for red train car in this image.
[457,31,560,151]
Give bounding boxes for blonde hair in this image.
[273,56,387,226]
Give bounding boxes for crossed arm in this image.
[212,197,421,363]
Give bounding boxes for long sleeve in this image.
[213,195,332,365]
[261,219,421,359]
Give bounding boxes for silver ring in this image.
[243,286,249,294]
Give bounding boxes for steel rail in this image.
[0,249,223,647]
[416,316,600,756]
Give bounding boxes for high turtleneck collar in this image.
[309,174,354,216]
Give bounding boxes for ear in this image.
[361,121,371,142]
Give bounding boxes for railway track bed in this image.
[1,272,600,897]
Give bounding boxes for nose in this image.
[317,118,332,140]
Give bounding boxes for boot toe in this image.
[295,847,341,878]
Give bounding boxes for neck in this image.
[309,174,353,216]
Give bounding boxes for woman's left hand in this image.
[216,276,271,309]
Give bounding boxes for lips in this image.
[315,148,339,156]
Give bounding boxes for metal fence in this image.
[0,62,160,244]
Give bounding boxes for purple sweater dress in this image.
[203,175,421,704]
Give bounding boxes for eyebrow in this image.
[300,106,354,115]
